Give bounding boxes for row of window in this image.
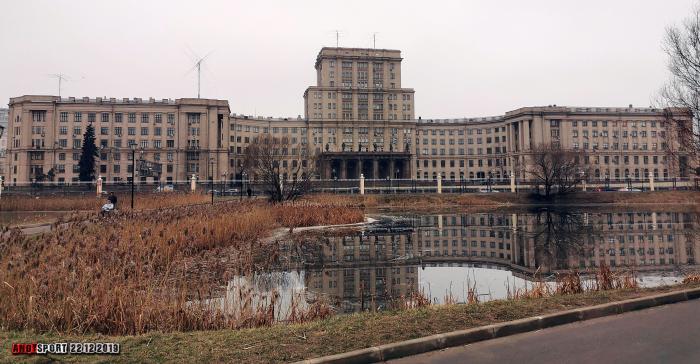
[56,112,178,124]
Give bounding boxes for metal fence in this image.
[0,176,694,197]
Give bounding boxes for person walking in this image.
[108,192,118,210]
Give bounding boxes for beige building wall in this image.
[4,47,692,185]
[5,96,230,184]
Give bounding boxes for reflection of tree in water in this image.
[529,209,594,272]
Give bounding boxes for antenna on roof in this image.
[48,73,69,97]
[185,47,214,99]
[373,32,378,49]
[336,30,340,48]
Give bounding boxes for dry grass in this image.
[506,265,638,300]
[683,272,700,284]
[2,283,698,364]
[0,200,363,336]
[273,202,364,229]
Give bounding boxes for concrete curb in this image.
[296,287,700,364]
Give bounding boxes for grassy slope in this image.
[2,283,698,364]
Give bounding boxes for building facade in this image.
[0,108,8,181]
[4,47,691,185]
[5,96,230,184]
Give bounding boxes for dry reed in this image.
[0,200,363,335]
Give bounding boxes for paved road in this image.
[389,300,700,364]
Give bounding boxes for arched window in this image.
[432,172,437,180]
[469,172,475,179]
[634,169,640,179]
[653,169,659,178]
[424,171,429,180]
[615,169,620,179]
[450,172,455,181]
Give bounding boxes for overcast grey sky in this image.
[1,0,697,118]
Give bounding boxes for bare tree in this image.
[528,144,587,197]
[659,5,699,170]
[243,135,316,203]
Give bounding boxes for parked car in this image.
[477,187,499,193]
[155,184,174,192]
[617,187,642,192]
[223,188,239,195]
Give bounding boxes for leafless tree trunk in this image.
[243,135,316,203]
[659,5,699,172]
[528,144,588,197]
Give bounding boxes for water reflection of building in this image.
[295,210,699,312]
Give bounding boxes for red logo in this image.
[12,343,37,355]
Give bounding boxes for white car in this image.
[155,184,175,192]
[477,188,499,193]
[617,187,642,192]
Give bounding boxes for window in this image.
[141,113,149,123]
[115,113,123,123]
[74,112,82,122]
[88,113,96,122]
[101,113,109,122]
[32,110,47,122]
[154,113,162,123]
[60,112,68,122]
[128,113,136,123]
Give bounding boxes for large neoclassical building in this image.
[3,47,692,185]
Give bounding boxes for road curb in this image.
[296,287,700,364]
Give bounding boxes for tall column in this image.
[523,120,531,150]
[357,159,363,179]
[340,159,347,179]
[372,159,379,179]
[649,171,655,191]
[323,159,331,179]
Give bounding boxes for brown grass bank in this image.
[302,190,700,211]
[0,200,363,336]
[0,192,213,212]
[1,282,698,364]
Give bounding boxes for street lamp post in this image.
[240,171,247,200]
[210,158,215,204]
[130,145,136,209]
[487,171,493,192]
[395,168,400,194]
[222,172,227,198]
[415,168,421,193]
[332,168,337,193]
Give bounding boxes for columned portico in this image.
[320,152,411,180]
